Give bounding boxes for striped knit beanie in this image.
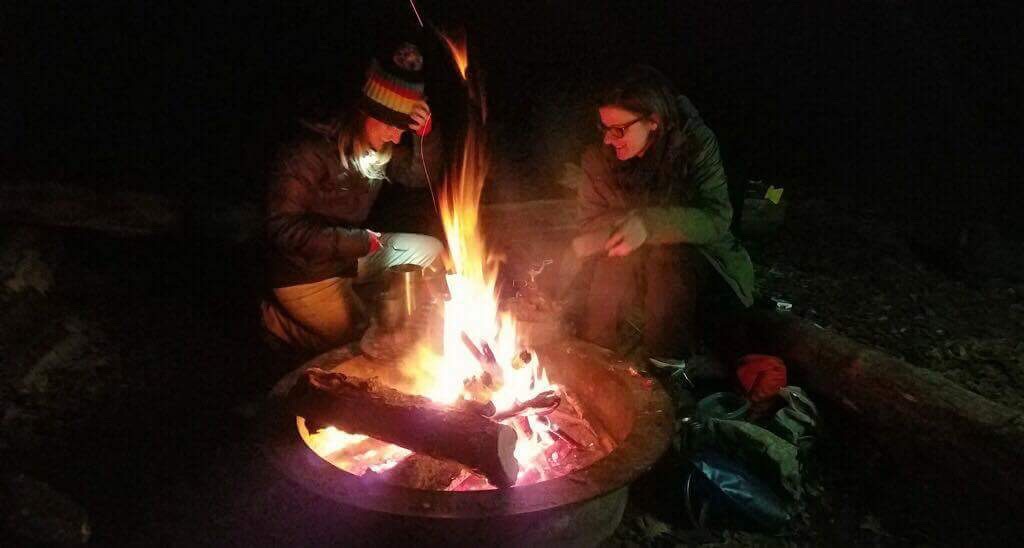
[359,42,425,128]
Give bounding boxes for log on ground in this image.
[285,368,519,487]
[714,310,1024,515]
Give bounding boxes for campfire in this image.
[265,34,671,544]
[290,33,612,491]
[266,334,673,544]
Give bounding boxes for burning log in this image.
[286,368,519,487]
[490,390,561,422]
[455,398,496,417]
[460,332,504,387]
[537,415,584,450]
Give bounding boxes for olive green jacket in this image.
[578,96,755,306]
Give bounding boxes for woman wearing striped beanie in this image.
[261,42,444,357]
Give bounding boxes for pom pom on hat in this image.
[359,42,425,129]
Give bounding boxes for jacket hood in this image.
[677,95,700,123]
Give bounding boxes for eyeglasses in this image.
[597,117,643,139]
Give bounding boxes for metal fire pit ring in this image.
[261,338,674,546]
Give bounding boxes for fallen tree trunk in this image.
[0,183,182,236]
[715,310,1024,514]
[285,368,519,487]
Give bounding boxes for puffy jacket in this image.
[578,96,755,306]
[265,121,442,288]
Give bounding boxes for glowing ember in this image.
[298,421,411,476]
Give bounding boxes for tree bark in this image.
[715,310,1024,514]
[285,368,519,487]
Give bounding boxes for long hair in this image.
[332,105,392,180]
[597,65,687,201]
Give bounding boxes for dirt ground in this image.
[754,196,1024,412]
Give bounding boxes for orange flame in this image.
[438,30,469,80]
[299,33,569,489]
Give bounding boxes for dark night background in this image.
[3,1,1024,545]
[5,1,1022,222]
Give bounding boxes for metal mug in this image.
[387,263,424,319]
[377,290,406,330]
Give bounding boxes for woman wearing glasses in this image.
[573,65,754,361]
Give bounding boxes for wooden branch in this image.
[285,368,519,487]
[491,390,561,421]
[0,183,182,236]
[715,310,1024,514]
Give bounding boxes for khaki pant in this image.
[262,233,443,354]
[261,277,361,354]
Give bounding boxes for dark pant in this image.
[578,244,718,359]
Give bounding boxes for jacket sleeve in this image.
[578,147,627,233]
[266,144,371,260]
[385,128,444,188]
[641,125,733,245]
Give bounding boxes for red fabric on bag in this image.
[736,354,787,402]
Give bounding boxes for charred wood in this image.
[285,368,519,487]
[490,390,560,422]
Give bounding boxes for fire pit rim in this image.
[260,339,674,519]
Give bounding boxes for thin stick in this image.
[460,332,485,363]
[461,332,504,385]
[408,0,425,28]
[491,391,561,422]
[539,415,584,449]
[417,134,441,217]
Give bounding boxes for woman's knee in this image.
[421,235,444,261]
[410,234,444,269]
[387,232,444,267]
